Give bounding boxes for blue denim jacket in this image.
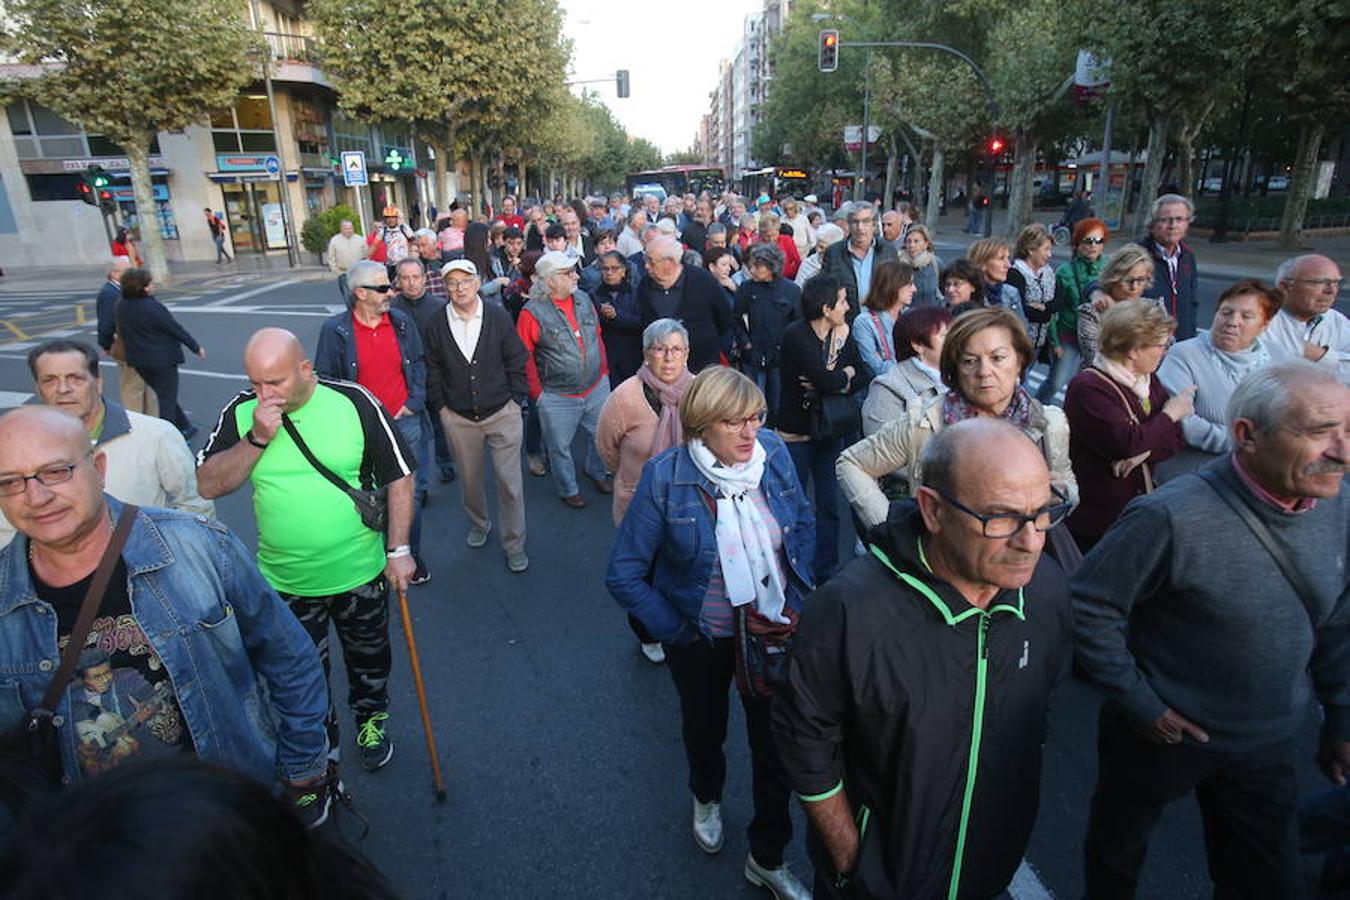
[0,497,329,786]
[315,307,427,413]
[605,430,816,645]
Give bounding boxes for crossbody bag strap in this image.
[35,504,138,715]
[1197,469,1321,627]
[1085,367,1140,425]
[281,414,356,499]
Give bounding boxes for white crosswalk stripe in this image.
[0,390,34,408]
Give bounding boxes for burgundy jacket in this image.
[1062,368,1184,546]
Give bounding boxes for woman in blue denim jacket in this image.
[0,412,329,799]
[605,367,815,900]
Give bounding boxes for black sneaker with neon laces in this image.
[357,712,394,771]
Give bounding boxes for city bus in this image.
[740,166,813,201]
[624,165,726,199]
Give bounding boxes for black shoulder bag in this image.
[282,415,388,533]
[0,505,137,819]
[808,326,862,441]
[1198,469,1321,626]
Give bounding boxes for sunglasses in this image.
[1079,237,1106,246]
[357,283,394,293]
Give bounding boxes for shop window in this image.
[24,173,83,201]
[240,131,277,152]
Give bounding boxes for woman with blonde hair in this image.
[897,223,943,308]
[967,237,1025,322]
[1076,243,1167,366]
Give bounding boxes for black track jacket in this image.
[772,503,1072,899]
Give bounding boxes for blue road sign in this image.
[341,151,368,187]
[263,155,281,176]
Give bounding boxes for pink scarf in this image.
[637,365,694,458]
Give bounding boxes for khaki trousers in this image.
[117,360,158,418]
[439,401,526,554]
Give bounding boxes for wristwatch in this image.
[245,429,269,449]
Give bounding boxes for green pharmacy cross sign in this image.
[384,149,407,171]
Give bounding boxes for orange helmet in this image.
[381,205,400,218]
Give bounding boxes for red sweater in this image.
[516,296,609,400]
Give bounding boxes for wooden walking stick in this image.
[396,586,446,802]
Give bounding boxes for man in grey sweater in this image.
[1073,361,1349,899]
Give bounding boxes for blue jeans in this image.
[393,413,424,556]
[536,383,610,497]
[742,360,781,430]
[786,435,848,581]
[1036,341,1081,404]
[524,396,544,456]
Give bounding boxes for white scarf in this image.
[687,438,788,624]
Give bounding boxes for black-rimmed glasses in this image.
[934,486,1072,538]
[0,452,93,497]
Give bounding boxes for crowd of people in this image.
[0,185,1346,900]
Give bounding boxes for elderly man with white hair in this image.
[636,235,735,372]
[1138,192,1201,339]
[794,223,846,288]
[1269,253,1348,384]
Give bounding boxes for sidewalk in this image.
[0,254,326,292]
[928,210,1350,281]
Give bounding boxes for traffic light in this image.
[98,190,117,215]
[616,69,630,98]
[384,148,405,171]
[77,180,96,206]
[818,30,839,72]
[986,136,1006,157]
[87,165,110,188]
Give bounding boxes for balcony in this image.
[262,32,332,88]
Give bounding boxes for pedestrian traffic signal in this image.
[76,180,96,206]
[986,136,1006,157]
[616,69,630,98]
[87,165,110,188]
[98,191,117,215]
[818,30,839,73]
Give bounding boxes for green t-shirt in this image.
[198,379,415,596]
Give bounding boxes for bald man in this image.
[0,406,331,820]
[636,235,734,371]
[1270,254,1349,384]
[197,327,415,773]
[773,418,1074,899]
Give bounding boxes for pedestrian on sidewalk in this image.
[605,367,815,900]
[1138,193,1200,340]
[326,219,368,303]
[207,208,233,263]
[115,267,204,440]
[197,327,416,775]
[517,251,612,508]
[1270,254,1348,383]
[1073,361,1349,899]
[424,260,531,574]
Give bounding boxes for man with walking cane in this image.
[197,327,415,775]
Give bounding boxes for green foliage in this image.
[300,204,363,255]
[665,149,704,166]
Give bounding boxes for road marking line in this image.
[1009,860,1054,900]
[173,306,330,318]
[0,320,28,340]
[203,278,304,307]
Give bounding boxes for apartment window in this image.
[6,100,159,159]
[332,111,372,156]
[210,96,276,153]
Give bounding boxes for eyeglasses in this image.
[647,344,688,357]
[0,452,92,497]
[934,486,1072,538]
[1154,216,1192,225]
[1294,277,1344,291]
[1079,237,1106,246]
[357,283,394,294]
[1121,276,1153,288]
[718,410,767,431]
[446,279,478,291]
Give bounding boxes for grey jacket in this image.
[524,290,603,395]
[861,358,946,437]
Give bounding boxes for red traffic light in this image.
[818,29,839,72]
[987,137,1006,155]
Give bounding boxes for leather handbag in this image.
[282,415,388,533]
[0,505,137,819]
[808,326,861,441]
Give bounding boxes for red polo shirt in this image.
[352,311,408,414]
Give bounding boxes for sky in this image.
[561,0,765,155]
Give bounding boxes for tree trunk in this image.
[1279,121,1325,251]
[1118,138,1141,229]
[912,143,929,222]
[432,144,449,213]
[1133,114,1170,236]
[883,135,899,212]
[1178,135,1196,200]
[926,140,945,231]
[124,138,167,283]
[1005,128,1038,237]
[469,152,484,216]
[518,160,528,199]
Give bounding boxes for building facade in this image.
[0,0,441,268]
[703,0,790,185]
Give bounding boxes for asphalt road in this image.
[0,267,1338,899]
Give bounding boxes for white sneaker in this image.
[744,854,810,900]
[692,798,723,854]
[640,642,666,664]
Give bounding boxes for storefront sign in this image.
[262,203,287,249]
[62,157,165,171]
[216,154,280,173]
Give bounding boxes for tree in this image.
[665,149,704,166]
[1273,0,1350,249]
[1,0,263,281]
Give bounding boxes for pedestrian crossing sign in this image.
[341,151,368,187]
